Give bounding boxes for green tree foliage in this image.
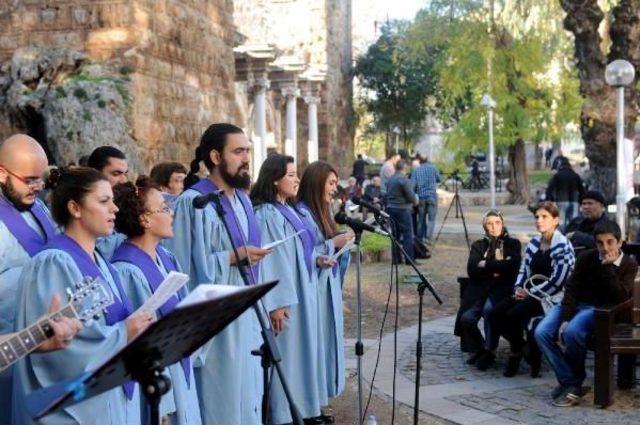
[354,0,583,203]
[434,0,582,202]
[354,20,443,152]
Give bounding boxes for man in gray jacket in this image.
[386,160,420,264]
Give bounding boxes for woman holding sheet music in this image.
[252,154,332,424]
[298,161,353,409]
[12,167,152,425]
[111,181,201,425]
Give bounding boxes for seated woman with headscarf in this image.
[455,210,521,370]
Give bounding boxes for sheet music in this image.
[330,238,355,261]
[177,284,244,308]
[134,271,189,316]
[261,230,304,250]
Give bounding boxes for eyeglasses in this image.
[144,205,172,215]
[1,166,44,189]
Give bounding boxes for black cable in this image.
[361,223,395,420]
[391,217,399,425]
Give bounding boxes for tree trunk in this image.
[507,138,529,204]
[560,0,640,200]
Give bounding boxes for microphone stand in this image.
[208,192,304,425]
[353,228,364,425]
[373,213,442,425]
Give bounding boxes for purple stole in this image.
[45,234,136,399]
[0,195,56,256]
[111,242,191,387]
[297,202,339,277]
[191,179,262,282]
[273,203,316,278]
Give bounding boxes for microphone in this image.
[334,212,390,237]
[192,190,224,209]
[352,196,390,219]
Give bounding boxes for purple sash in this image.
[273,203,316,278]
[0,195,56,256]
[45,234,136,399]
[111,242,191,387]
[297,202,339,277]
[191,179,262,282]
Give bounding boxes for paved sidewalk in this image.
[353,315,639,424]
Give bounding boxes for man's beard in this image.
[0,178,34,212]
[220,158,251,190]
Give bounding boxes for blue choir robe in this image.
[255,203,321,424]
[165,183,262,425]
[0,197,56,424]
[297,204,346,400]
[96,231,127,260]
[11,237,139,425]
[112,243,202,425]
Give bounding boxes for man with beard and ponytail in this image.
[0,134,57,423]
[166,123,270,425]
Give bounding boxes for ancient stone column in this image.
[282,85,300,160]
[305,95,320,163]
[253,76,270,177]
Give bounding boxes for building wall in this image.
[0,0,241,169]
[0,0,354,172]
[233,0,354,172]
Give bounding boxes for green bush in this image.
[360,233,391,253]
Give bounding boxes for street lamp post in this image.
[392,126,401,154]
[605,59,636,240]
[481,94,497,209]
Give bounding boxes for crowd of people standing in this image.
[0,125,353,425]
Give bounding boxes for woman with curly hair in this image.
[111,181,201,425]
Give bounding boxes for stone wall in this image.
[0,0,241,169]
[0,0,354,173]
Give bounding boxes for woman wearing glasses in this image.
[111,181,201,425]
[455,210,522,371]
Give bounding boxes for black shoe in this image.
[503,355,522,377]
[552,386,585,407]
[476,351,496,371]
[466,351,484,365]
[304,417,327,425]
[317,414,335,424]
[526,352,542,378]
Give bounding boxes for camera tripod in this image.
[434,171,470,249]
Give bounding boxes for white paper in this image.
[134,271,189,315]
[177,284,243,308]
[330,238,355,261]
[261,230,304,250]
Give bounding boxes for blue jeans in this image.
[534,303,594,387]
[418,198,437,241]
[556,201,579,229]
[387,207,415,263]
[460,296,500,352]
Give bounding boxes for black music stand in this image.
[27,281,277,425]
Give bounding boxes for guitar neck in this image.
[0,305,77,372]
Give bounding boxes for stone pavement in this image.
[351,315,640,424]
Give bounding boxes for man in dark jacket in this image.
[545,158,585,228]
[565,190,609,249]
[455,210,522,370]
[535,221,638,406]
[386,160,419,264]
[352,154,368,186]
